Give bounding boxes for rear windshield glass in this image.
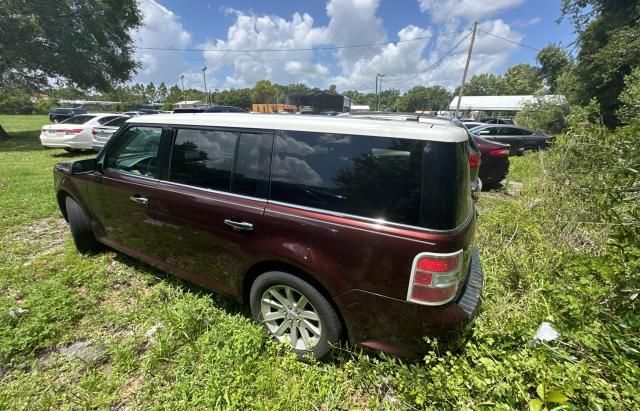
[104,116,129,128]
[270,131,471,229]
[61,115,96,125]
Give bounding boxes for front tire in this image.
[65,197,99,254]
[250,271,342,361]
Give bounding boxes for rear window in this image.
[60,115,96,124]
[271,131,471,229]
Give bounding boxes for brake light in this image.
[488,147,510,157]
[64,129,83,135]
[469,153,480,168]
[407,251,463,305]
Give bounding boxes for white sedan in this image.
[40,114,126,151]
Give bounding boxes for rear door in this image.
[151,127,274,295]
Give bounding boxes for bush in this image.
[515,96,570,134]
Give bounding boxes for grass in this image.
[0,114,638,410]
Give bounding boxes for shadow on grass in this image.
[0,131,94,158]
[111,250,247,317]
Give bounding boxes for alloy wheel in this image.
[260,285,323,351]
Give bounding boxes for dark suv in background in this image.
[53,113,483,360]
[49,107,88,123]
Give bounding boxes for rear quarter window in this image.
[271,131,424,226]
[270,130,471,230]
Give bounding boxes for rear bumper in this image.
[335,247,483,359]
[40,132,92,150]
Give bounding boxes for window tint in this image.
[232,133,273,198]
[61,115,96,124]
[104,116,129,128]
[169,128,238,191]
[104,126,162,178]
[271,131,425,226]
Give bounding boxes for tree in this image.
[252,80,276,103]
[456,73,504,96]
[0,0,142,139]
[157,82,169,103]
[327,84,338,94]
[145,82,157,104]
[560,0,640,126]
[502,64,543,95]
[537,44,572,93]
[166,85,183,104]
[398,86,452,112]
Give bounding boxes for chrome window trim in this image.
[406,249,464,306]
[265,208,436,246]
[267,200,474,235]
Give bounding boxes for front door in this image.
[88,125,165,259]
[152,127,274,296]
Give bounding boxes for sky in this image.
[131,0,576,92]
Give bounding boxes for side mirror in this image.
[70,158,98,175]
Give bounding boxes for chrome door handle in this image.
[129,195,149,205]
[224,219,254,231]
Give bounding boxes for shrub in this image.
[514,96,570,134]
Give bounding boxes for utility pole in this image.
[374,74,378,109]
[455,21,477,117]
[180,75,185,104]
[377,73,385,111]
[202,66,208,105]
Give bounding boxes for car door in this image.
[151,127,274,296]
[88,125,166,259]
[496,127,531,153]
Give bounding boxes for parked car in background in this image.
[123,111,144,116]
[137,108,161,115]
[53,113,482,360]
[91,116,130,151]
[471,135,510,188]
[172,105,248,113]
[40,114,127,152]
[49,107,87,123]
[479,118,513,125]
[462,121,485,129]
[469,125,552,155]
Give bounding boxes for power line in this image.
[134,30,468,53]
[384,31,472,84]
[477,29,540,51]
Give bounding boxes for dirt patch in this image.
[3,217,68,261]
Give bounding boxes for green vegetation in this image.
[0,113,638,409]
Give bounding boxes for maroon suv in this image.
[53,113,483,360]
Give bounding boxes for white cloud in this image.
[198,10,330,88]
[418,0,524,22]
[132,0,191,86]
[131,0,526,94]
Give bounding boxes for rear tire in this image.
[65,197,99,254]
[250,271,342,361]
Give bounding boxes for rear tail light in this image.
[64,129,83,135]
[469,153,480,168]
[407,250,463,305]
[488,147,510,157]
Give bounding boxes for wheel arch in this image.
[242,260,349,340]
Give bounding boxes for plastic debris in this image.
[531,322,560,345]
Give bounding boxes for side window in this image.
[104,126,162,178]
[271,131,424,226]
[169,128,238,191]
[232,133,273,198]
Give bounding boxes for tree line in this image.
[1,0,638,136]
